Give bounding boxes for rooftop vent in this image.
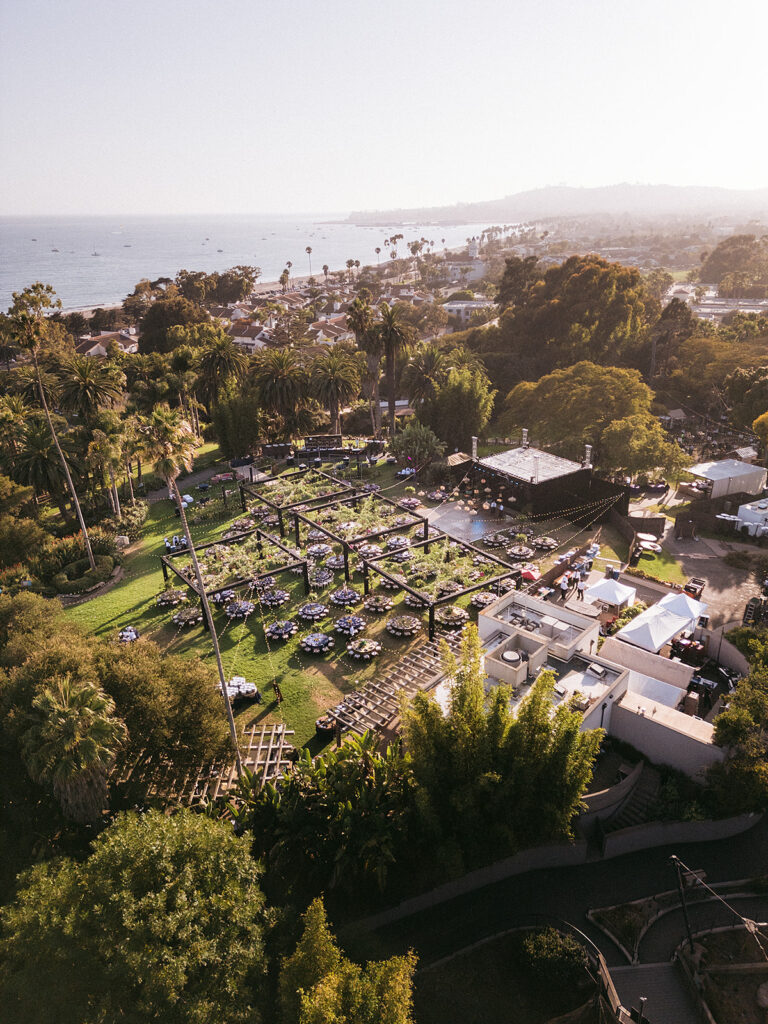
[587,663,607,678]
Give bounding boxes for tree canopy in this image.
[0,810,268,1024]
[279,897,417,1024]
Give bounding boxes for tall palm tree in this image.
[13,414,82,519]
[10,291,96,570]
[310,349,360,434]
[251,349,308,438]
[375,247,381,265]
[20,675,127,823]
[57,356,125,426]
[198,334,248,407]
[377,302,412,437]
[0,394,29,474]
[402,345,447,409]
[322,264,329,289]
[305,246,313,278]
[88,428,123,517]
[347,297,381,435]
[139,404,241,774]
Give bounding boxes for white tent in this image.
[688,459,766,499]
[585,578,636,607]
[615,607,691,653]
[657,591,707,625]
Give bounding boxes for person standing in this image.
[577,577,586,600]
[560,574,569,601]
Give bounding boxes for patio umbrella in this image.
[635,532,659,543]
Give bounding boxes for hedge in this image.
[52,555,115,595]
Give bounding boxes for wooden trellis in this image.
[330,630,464,737]
[113,724,295,807]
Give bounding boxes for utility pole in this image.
[670,854,695,953]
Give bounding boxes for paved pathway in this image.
[362,816,768,970]
[610,963,698,1024]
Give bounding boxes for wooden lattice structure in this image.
[328,630,464,737]
[363,535,520,639]
[239,468,358,537]
[113,724,295,807]
[160,526,309,602]
[288,491,432,582]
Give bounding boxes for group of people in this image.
[164,535,188,553]
[559,565,590,601]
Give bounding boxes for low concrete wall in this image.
[602,812,759,858]
[359,840,589,932]
[355,812,762,934]
[708,627,749,677]
[579,761,643,827]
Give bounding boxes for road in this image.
[361,814,768,968]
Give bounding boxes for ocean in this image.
[0,215,496,312]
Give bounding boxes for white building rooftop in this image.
[478,446,583,484]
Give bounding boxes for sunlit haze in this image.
[1,0,767,215]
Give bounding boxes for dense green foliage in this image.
[279,898,417,1024]
[389,418,446,468]
[700,234,768,297]
[500,361,688,476]
[0,810,269,1024]
[403,627,602,874]
[711,629,768,812]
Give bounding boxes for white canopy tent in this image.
[615,606,691,653]
[688,459,766,500]
[657,591,707,626]
[585,578,636,608]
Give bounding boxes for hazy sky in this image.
[1,0,766,215]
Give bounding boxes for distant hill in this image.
[347,184,768,226]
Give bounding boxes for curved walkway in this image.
[362,815,768,970]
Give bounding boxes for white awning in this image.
[657,591,707,624]
[585,578,636,607]
[615,607,691,653]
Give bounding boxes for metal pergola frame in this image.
[362,534,521,639]
[288,491,431,582]
[239,468,359,538]
[160,526,310,627]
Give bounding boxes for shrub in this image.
[52,555,114,595]
[519,928,589,998]
[608,601,647,635]
[104,500,149,542]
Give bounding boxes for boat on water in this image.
[51,248,59,252]
[217,248,223,252]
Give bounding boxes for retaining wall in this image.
[601,812,759,858]
[356,812,761,933]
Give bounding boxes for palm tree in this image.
[402,345,447,409]
[305,246,313,278]
[88,428,123,517]
[139,404,241,774]
[13,414,82,519]
[347,297,381,435]
[377,303,412,436]
[11,364,60,407]
[310,349,360,434]
[375,247,381,265]
[279,269,289,294]
[20,675,127,823]
[251,349,308,438]
[322,264,329,289]
[198,334,248,407]
[57,356,125,426]
[10,290,96,570]
[0,393,29,473]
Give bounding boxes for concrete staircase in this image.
[610,962,698,1024]
[604,765,661,833]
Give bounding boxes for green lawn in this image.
[631,548,687,585]
[64,460,457,750]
